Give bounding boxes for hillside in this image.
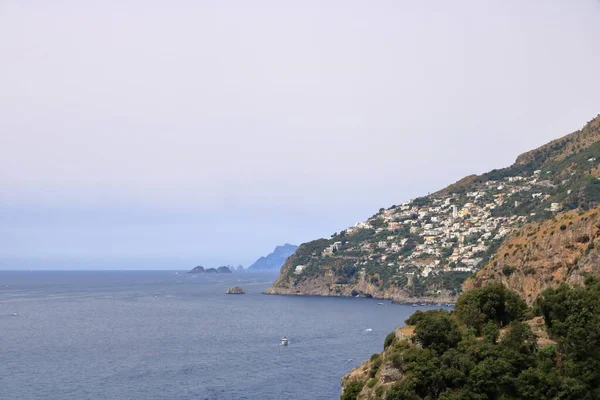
[247,244,298,270]
[340,281,600,400]
[266,114,600,301]
[465,206,600,304]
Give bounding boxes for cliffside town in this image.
[266,115,600,302]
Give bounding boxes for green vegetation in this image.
[384,332,396,349]
[454,282,527,334]
[341,380,364,400]
[503,265,517,276]
[279,116,600,303]
[353,281,600,399]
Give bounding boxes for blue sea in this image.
[0,271,436,400]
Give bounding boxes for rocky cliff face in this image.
[264,244,456,303]
[465,206,600,304]
[340,326,415,400]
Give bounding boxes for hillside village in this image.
[339,168,567,276]
[298,168,573,296]
[267,115,600,300]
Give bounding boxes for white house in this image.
[294,265,306,274]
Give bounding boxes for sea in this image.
[0,271,441,400]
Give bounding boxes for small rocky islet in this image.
[225,286,245,294]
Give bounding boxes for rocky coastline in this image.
[264,274,456,304]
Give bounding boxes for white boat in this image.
[281,337,288,346]
[11,312,18,316]
[377,302,384,305]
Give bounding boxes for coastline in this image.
[263,286,456,305]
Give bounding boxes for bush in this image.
[405,310,425,326]
[384,331,396,349]
[502,265,517,276]
[386,381,419,400]
[341,380,364,400]
[412,310,461,354]
[369,356,382,378]
[367,378,378,388]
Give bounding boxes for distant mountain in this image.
[248,244,298,271]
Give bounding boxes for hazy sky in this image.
[1,1,600,269]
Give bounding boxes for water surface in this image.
[0,271,437,399]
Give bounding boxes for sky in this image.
[1,1,600,269]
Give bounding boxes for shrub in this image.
[412,310,461,354]
[369,356,382,378]
[341,380,364,400]
[384,332,396,349]
[560,224,567,231]
[367,378,378,388]
[405,310,425,326]
[502,265,516,276]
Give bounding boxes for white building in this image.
[294,265,306,274]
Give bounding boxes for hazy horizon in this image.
[2,1,600,269]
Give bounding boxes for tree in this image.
[455,282,527,333]
[412,310,461,354]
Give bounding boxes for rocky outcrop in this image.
[341,326,414,400]
[226,286,245,294]
[465,207,600,304]
[264,260,456,304]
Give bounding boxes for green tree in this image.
[412,310,461,354]
[455,282,527,333]
[340,380,363,400]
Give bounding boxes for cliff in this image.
[464,206,600,304]
[267,114,600,301]
[264,241,456,303]
[247,243,298,271]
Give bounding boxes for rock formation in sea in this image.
[226,286,245,294]
[188,265,233,274]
